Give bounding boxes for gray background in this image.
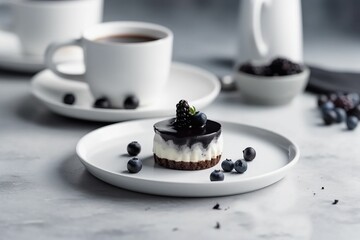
[100,0,360,76]
[1,0,360,74]
[103,0,360,35]
[1,1,360,239]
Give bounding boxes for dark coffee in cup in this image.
[96,34,159,44]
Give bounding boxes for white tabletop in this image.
[1,1,360,239]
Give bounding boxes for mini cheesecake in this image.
[153,118,223,170]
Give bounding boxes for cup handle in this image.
[250,0,269,57]
[45,38,85,82]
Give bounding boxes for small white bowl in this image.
[233,67,310,105]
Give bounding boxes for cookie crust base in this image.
[154,154,221,170]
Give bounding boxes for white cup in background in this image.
[0,0,103,56]
[236,0,303,66]
[45,21,173,109]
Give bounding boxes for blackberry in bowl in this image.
[234,57,310,105]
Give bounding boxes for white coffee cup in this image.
[236,0,303,66]
[45,21,173,109]
[0,0,103,56]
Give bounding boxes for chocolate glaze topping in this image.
[154,118,221,148]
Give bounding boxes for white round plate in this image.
[31,62,220,122]
[0,31,81,73]
[77,118,300,197]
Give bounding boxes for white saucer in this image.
[31,62,221,122]
[0,31,82,73]
[77,118,299,197]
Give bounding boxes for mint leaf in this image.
[189,106,196,115]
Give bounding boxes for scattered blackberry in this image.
[316,93,360,131]
[346,93,360,106]
[346,116,358,130]
[175,100,191,129]
[317,94,329,107]
[320,101,335,113]
[348,104,360,120]
[334,95,354,111]
[334,108,346,123]
[328,92,341,102]
[322,110,337,125]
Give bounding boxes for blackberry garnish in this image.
[175,99,191,129]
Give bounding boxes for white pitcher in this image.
[236,0,303,66]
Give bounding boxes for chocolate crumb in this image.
[213,203,221,210]
[332,199,339,205]
[172,227,178,231]
[321,187,324,190]
[215,222,220,229]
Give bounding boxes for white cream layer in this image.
[153,133,223,162]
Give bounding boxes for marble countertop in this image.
[1,1,360,239]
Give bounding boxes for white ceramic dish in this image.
[0,31,81,73]
[76,118,300,197]
[31,62,220,122]
[234,67,310,105]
